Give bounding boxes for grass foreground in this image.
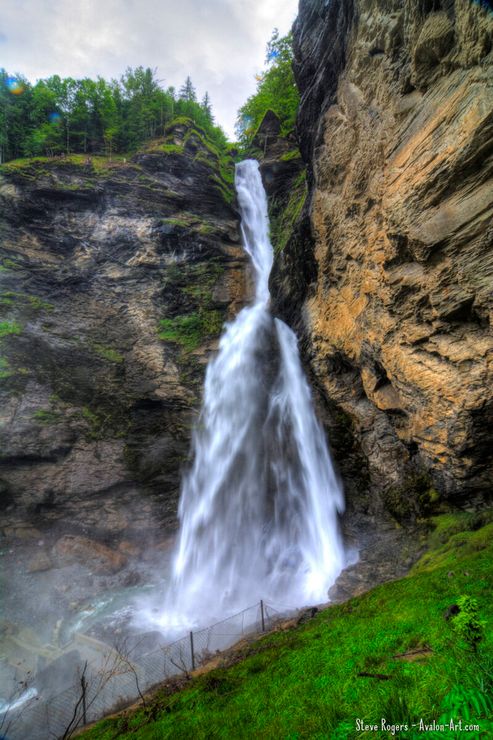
[79,511,493,739]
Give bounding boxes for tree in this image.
[0,70,32,162]
[0,66,229,164]
[236,30,299,145]
[201,92,213,123]
[179,76,196,102]
[43,75,78,153]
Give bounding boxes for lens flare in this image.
[6,76,24,95]
[49,112,62,124]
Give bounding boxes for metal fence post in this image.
[260,599,265,632]
[190,631,195,670]
[81,674,87,725]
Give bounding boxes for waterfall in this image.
[162,160,345,626]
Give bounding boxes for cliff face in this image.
[0,121,246,544]
[273,0,493,512]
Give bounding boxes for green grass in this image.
[80,511,493,739]
[158,310,223,351]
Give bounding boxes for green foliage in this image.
[0,320,21,337]
[158,310,223,351]
[452,596,485,651]
[236,30,299,144]
[179,76,197,102]
[421,684,493,738]
[80,510,493,740]
[0,67,229,164]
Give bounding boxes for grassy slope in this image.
[6,116,489,740]
[80,512,493,740]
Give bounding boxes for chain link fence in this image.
[0,600,292,740]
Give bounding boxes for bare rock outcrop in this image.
[0,120,247,541]
[273,0,493,509]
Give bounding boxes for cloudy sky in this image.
[0,0,299,138]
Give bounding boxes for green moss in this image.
[79,510,493,740]
[161,143,184,154]
[77,403,130,441]
[196,223,215,235]
[412,521,493,574]
[280,147,302,162]
[0,321,21,338]
[269,168,307,254]
[0,291,53,312]
[182,262,224,302]
[0,357,12,379]
[1,259,20,271]
[161,217,190,228]
[0,156,51,172]
[158,310,223,351]
[1,153,127,174]
[383,472,441,523]
[28,295,54,311]
[80,406,106,440]
[165,115,196,130]
[33,409,61,425]
[159,215,220,237]
[91,343,124,363]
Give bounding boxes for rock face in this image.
[273,0,493,511]
[0,121,246,542]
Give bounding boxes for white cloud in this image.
[0,0,299,138]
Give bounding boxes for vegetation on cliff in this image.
[0,66,227,162]
[79,511,493,739]
[236,30,299,145]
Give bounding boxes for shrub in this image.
[452,596,485,651]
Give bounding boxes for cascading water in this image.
[162,160,345,627]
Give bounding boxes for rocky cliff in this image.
[272,0,493,516]
[0,120,246,546]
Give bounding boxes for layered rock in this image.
[0,121,246,542]
[273,0,493,511]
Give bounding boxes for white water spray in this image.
[162,160,345,627]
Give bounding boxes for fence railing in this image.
[0,600,293,740]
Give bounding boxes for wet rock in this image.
[121,570,141,587]
[444,604,460,621]
[53,535,127,574]
[296,607,319,625]
[2,526,42,541]
[118,540,141,557]
[27,551,52,573]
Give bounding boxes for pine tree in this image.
[179,76,196,102]
[201,92,213,122]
